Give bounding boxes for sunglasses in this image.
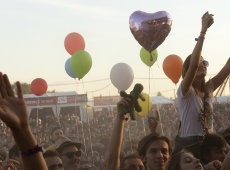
[61,151,81,159]
[200,60,209,67]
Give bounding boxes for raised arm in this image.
[211,58,230,91]
[106,97,131,170]
[181,12,214,96]
[148,110,159,133]
[0,73,48,170]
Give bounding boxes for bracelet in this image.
[195,36,205,42]
[200,31,206,34]
[117,115,128,121]
[20,145,43,157]
[195,38,204,42]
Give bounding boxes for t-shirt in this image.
[177,80,214,137]
[46,144,55,150]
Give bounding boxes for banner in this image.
[25,94,87,106]
[94,96,120,106]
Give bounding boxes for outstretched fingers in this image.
[156,110,159,121]
[3,74,15,97]
[16,81,23,99]
[0,73,8,98]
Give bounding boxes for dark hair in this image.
[43,150,61,159]
[120,154,141,169]
[0,155,3,161]
[182,54,210,98]
[165,150,192,170]
[138,132,172,157]
[200,133,226,163]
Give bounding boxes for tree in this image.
[157,91,162,96]
[46,89,57,93]
[12,82,32,94]
[11,82,58,94]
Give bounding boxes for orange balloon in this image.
[163,55,183,84]
[64,33,85,55]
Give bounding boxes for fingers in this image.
[16,81,23,99]
[0,72,8,98]
[6,159,20,165]
[156,110,160,121]
[117,98,130,107]
[202,11,209,18]
[3,74,15,97]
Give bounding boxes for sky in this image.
[1,0,230,100]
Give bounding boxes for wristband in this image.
[117,115,128,121]
[195,36,205,42]
[200,31,206,34]
[20,145,43,157]
[195,38,204,42]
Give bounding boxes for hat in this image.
[55,137,81,152]
[217,129,230,137]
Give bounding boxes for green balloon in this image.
[70,50,92,79]
[140,48,158,67]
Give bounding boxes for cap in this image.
[55,137,81,152]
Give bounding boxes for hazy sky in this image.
[1,0,230,99]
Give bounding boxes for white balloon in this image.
[110,63,134,91]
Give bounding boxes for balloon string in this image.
[82,79,94,162]
[153,54,160,68]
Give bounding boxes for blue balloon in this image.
[65,58,77,78]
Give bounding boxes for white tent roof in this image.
[87,100,116,108]
[150,96,175,105]
[216,96,230,103]
[23,91,78,98]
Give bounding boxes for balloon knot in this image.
[150,53,153,61]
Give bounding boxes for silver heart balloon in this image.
[129,11,172,60]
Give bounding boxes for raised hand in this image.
[201,11,214,33]
[0,73,29,131]
[148,110,159,133]
[117,97,131,115]
[204,160,221,170]
[2,159,20,170]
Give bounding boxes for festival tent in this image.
[150,96,175,108]
[215,95,230,103]
[24,91,93,123]
[87,100,117,111]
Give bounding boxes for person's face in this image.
[142,139,170,170]
[52,129,64,142]
[123,158,145,170]
[45,156,64,170]
[204,146,226,163]
[87,151,101,162]
[180,153,203,170]
[196,58,207,78]
[60,145,80,170]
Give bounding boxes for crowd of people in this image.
[2,11,230,170]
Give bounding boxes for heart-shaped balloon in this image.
[130,11,172,60]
